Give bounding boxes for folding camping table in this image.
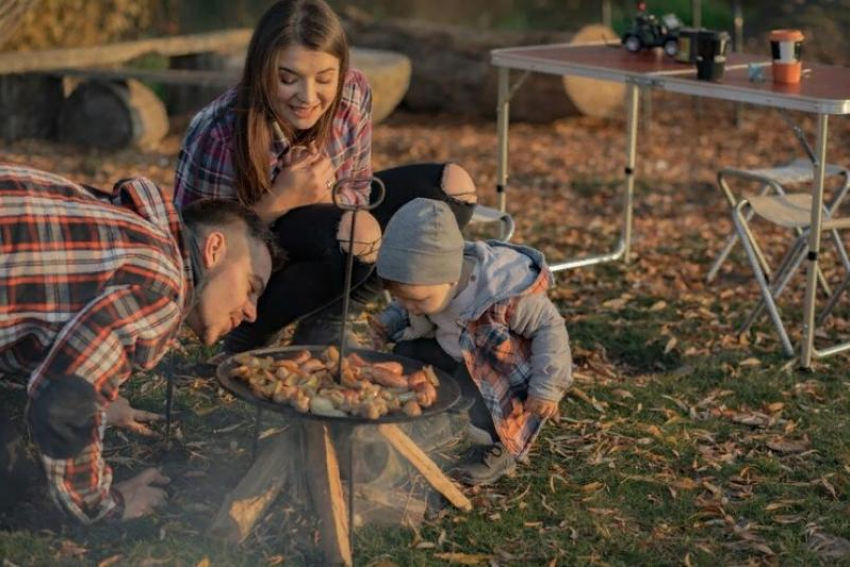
[490,41,850,367]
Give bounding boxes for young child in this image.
[371,198,572,485]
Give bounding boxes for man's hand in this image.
[367,316,388,350]
[526,396,559,420]
[114,468,170,521]
[105,396,163,436]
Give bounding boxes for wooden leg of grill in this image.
[377,423,472,512]
[304,423,352,567]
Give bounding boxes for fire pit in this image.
[208,178,472,566]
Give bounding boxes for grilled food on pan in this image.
[228,346,440,419]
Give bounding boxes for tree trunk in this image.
[56,78,168,149]
[342,11,624,122]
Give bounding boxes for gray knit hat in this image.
[377,198,464,285]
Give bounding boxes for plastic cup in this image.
[695,30,730,81]
[770,29,804,84]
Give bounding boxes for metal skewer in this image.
[330,175,385,561]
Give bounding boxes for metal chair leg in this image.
[740,236,807,334]
[733,201,796,356]
[818,271,850,326]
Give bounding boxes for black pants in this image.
[226,163,476,352]
[393,339,497,439]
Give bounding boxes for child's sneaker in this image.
[466,423,494,446]
[454,443,516,486]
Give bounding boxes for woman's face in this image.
[274,45,340,131]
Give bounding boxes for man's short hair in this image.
[181,199,284,269]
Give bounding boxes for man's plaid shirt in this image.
[173,68,373,209]
[0,166,193,523]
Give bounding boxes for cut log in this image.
[350,47,410,124]
[343,12,624,121]
[0,29,253,74]
[56,78,169,149]
[0,73,63,141]
[165,51,241,116]
[560,24,625,117]
[207,425,301,544]
[305,423,352,567]
[377,424,472,512]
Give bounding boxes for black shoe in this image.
[454,443,516,486]
[291,302,363,348]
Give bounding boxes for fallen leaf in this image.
[433,552,494,565]
[196,558,210,567]
[766,438,810,454]
[97,556,122,567]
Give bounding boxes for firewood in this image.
[207,425,301,544]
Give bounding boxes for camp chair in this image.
[706,158,850,287]
[469,204,516,241]
[731,183,850,356]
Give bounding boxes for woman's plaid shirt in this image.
[173,68,373,209]
[0,166,193,523]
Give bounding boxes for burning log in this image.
[207,425,302,544]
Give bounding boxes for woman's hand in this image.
[254,144,336,223]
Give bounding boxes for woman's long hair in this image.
[233,0,349,206]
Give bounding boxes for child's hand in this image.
[367,316,388,350]
[526,396,559,420]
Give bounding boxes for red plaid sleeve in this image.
[31,286,181,523]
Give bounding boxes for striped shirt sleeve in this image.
[30,285,182,523]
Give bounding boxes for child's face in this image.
[389,282,456,316]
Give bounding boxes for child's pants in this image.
[393,339,498,441]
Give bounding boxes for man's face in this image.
[389,282,455,316]
[186,227,273,346]
[274,45,340,131]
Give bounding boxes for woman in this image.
[174,0,477,352]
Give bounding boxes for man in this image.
[0,165,277,524]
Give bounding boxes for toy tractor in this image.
[621,10,683,57]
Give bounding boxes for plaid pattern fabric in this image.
[173,68,373,208]
[0,165,192,523]
[459,268,552,460]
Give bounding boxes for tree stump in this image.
[0,74,63,141]
[56,78,169,149]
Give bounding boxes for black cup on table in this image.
[695,30,730,81]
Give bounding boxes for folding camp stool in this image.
[732,185,850,356]
[468,204,516,241]
[706,158,850,288]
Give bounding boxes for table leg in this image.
[548,81,640,271]
[800,113,829,368]
[496,66,510,236]
[623,81,640,264]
